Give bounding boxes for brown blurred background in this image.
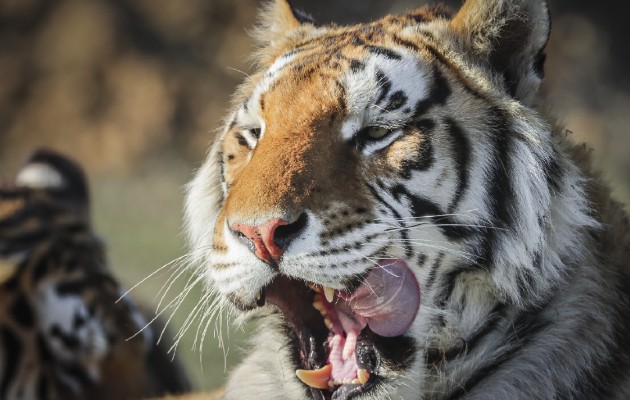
[1,0,628,393]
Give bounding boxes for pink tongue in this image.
[336,259,421,337]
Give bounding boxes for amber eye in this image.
[365,126,391,140]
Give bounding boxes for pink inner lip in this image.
[320,259,421,383]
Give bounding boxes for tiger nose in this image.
[230,214,307,265]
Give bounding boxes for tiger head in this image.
[0,148,91,262]
[0,150,153,399]
[186,0,596,399]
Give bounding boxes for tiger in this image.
[0,149,190,400]
[184,0,630,399]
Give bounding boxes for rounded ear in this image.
[16,148,89,206]
[254,0,314,48]
[450,0,550,105]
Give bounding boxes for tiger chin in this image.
[185,0,630,399]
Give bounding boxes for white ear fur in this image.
[16,163,65,190]
[451,0,550,104]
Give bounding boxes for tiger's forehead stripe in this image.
[241,40,432,144]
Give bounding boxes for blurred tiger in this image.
[184,0,630,399]
[0,149,190,400]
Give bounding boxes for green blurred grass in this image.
[91,156,248,392]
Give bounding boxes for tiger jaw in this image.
[251,259,421,400]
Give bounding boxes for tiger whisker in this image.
[157,273,205,346]
[381,222,506,233]
[226,66,250,78]
[364,240,479,264]
[172,288,214,352]
[115,251,195,303]
[374,209,480,222]
[154,259,194,313]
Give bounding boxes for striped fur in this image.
[0,149,190,400]
[185,1,630,399]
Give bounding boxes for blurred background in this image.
[0,0,628,393]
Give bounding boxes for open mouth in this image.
[258,259,421,400]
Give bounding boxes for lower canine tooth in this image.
[358,369,370,384]
[323,287,335,302]
[295,365,332,389]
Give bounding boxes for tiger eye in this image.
[366,126,391,139]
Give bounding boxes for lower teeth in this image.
[295,366,371,389]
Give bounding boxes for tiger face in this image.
[186,1,599,399]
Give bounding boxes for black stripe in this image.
[0,327,22,398]
[4,229,51,256]
[384,90,408,112]
[390,35,421,53]
[414,67,451,119]
[446,309,551,400]
[433,264,478,316]
[389,185,474,240]
[259,95,265,112]
[424,252,445,291]
[395,34,488,102]
[55,273,117,295]
[445,118,471,213]
[399,119,435,179]
[473,109,515,266]
[33,255,54,284]
[218,150,227,191]
[349,59,365,72]
[10,294,34,328]
[464,303,505,352]
[366,182,413,259]
[374,70,392,106]
[416,253,428,269]
[50,325,80,350]
[235,133,252,149]
[366,45,402,60]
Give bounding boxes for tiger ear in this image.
[255,0,314,48]
[450,0,550,105]
[16,148,89,204]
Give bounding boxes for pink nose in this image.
[230,218,289,265]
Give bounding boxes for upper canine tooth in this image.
[324,287,335,303]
